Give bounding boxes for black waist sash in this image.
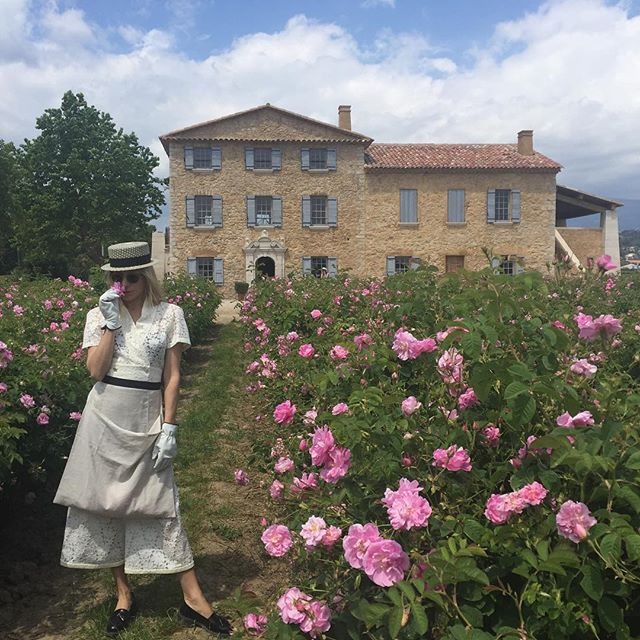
[102,375,162,390]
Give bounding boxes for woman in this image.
[54,241,231,636]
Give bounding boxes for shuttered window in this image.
[447,189,465,223]
[185,195,223,227]
[246,196,282,227]
[301,148,336,171]
[246,147,281,171]
[386,256,420,275]
[302,196,337,227]
[487,189,521,223]
[399,189,418,223]
[187,257,224,284]
[184,146,221,170]
[302,256,338,277]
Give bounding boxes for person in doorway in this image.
[54,241,231,636]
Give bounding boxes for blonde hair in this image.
[106,267,164,306]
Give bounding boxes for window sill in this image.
[304,225,335,230]
[189,225,222,231]
[491,220,516,225]
[447,222,467,227]
[305,168,333,173]
[399,222,419,228]
[249,225,281,229]
[249,168,280,173]
[188,168,220,172]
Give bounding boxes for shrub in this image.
[239,266,640,639]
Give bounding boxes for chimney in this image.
[517,129,534,155]
[338,105,351,131]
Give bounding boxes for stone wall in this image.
[555,227,603,267]
[363,171,557,273]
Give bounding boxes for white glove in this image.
[152,423,178,470]
[99,288,121,330]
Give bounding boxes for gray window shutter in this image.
[213,258,224,285]
[511,190,521,223]
[410,257,422,270]
[327,197,338,226]
[487,189,496,223]
[328,257,338,277]
[245,147,254,170]
[386,256,396,276]
[448,189,465,223]
[186,196,195,227]
[184,146,194,169]
[302,196,311,226]
[272,196,282,226]
[212,196,223,226]
[212,147,221,170]
[302,256,312,275]
[327,148,337,170]
[187,257,197,275]
[301,149,310,170]
[247,196,256,227]
[271,148,281,170]
[400,189,417,223]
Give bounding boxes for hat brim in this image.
[101,260,157,272]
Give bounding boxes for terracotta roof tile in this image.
[366,143,562,171]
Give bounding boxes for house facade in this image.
[159,104,619,296]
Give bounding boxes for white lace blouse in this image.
[82,300,191,382]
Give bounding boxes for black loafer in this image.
[106,593,138,635]
[179,602,232,635]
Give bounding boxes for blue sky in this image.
[1,0,639,229]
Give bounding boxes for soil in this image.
[0,308,288,639]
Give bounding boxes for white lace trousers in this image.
[60,500,194,574]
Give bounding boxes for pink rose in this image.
[432,445,472,472]
[362,539,410,587]
[273,400,296,425]
[331,402,349,416]
[277,587,312,624]
[20,393,36,409]
[596,254,616,271]
[0,382,7,394]
[300,516,328,548]
[482,425,501,446]
[330,345,349,360]
[274,456,295,474]
[570,358,597,377]
[298,343,315,358]
[458,387,479,410]
[319,446,351,483]
[342,523,382,569]
[556,500,597,543]
[310,309,322,319]
[261,524,294,557]
[244,612,268,636]
[269,480,284,500]
[234,469,249,485]
[401,396,422,416]
[309,426,335,466]
[36,412,49,425]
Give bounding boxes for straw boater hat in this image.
[101,241,157,271]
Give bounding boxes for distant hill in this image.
[618,199,640,231]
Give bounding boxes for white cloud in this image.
[0,0,638,203]
[0,0,32,59]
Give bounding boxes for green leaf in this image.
[507,362,534,381]
[601,533,622,564]
[387,604,404,639]
[409,602,429,635]
[396,581,416,602]
[614,485,640,513]
[598,596,623,632]
[461,332,483,358]
[460,605,483,627]
[580,564,604,600]
[463,519,487,543]
[504,381,529,402]
[351,600,391,627]
[624,533,640,562]
[624,451,640,470]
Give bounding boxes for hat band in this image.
[109,254,152,268]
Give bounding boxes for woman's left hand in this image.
[152,423,178,470]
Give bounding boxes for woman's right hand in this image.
[99,289,121,330]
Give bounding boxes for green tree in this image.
[0,140,19,273]
[14,91,165,277]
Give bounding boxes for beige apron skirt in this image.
[54,382,176,518]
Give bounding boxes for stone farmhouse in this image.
[158,104,621,296]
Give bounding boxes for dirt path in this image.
[0,314,286,639]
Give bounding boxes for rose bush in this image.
[240,265,640,639]
[0,274,221,501]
